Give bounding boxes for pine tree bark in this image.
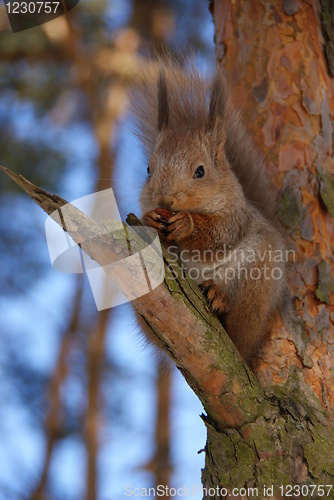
[201,0,334,497]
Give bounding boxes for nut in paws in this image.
[142,209,168,240]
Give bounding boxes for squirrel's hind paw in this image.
[200,279,231,314]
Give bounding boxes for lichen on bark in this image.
[316,260,334,305]
[317,165,334,217]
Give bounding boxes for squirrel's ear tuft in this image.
[158,69,169,131]
[208,69,225,131]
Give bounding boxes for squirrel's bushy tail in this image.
[129,56,277,222]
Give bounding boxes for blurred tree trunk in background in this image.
[32,278,83,500]
[31,6,174,499]
[27,13,128,498]
[200,0,334,496]
[132,1,173,494]
[142,363,172,498]
[132,0,174,49]
[0,1,213,498]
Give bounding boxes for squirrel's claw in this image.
[165,211,193,242]
[142,210,168,240]
[200,279,231,314]
[142,210,194,243]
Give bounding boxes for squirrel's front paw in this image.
[142,210,168,240]
[200,279,231,314]
[165,211,194,242]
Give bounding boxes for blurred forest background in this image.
[0,1,215,499]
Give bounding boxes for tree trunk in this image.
[202,0,334,496]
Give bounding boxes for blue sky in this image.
[0,1,215,498]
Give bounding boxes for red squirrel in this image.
[130,60,286,363]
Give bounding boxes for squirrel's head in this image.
[140,68,245,214]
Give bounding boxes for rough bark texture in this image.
[202,0,334,496]
[319,0,334,77]
[212,0,334,417]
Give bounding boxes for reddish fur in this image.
[131,58,286,364]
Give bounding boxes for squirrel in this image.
[129,59,286,364]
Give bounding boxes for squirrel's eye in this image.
[147,165,151,177]
[193,165,205,178]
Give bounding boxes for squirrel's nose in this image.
[157,195,174,209]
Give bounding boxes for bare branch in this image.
[0,165,270,430]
